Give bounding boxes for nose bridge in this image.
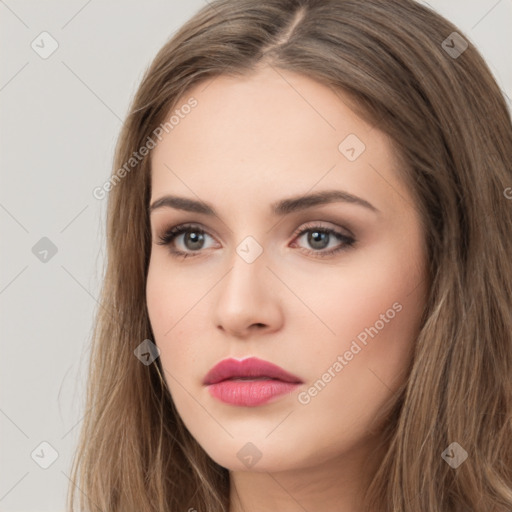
[223,236,268,304]
[213,234,281,334]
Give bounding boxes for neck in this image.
[228,434,386,512]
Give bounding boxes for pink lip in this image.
[203,357,302,385]
[203,357,303,407]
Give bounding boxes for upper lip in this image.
[203,357,303,385]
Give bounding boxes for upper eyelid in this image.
[156,220,352,243]
[156,219,345,232]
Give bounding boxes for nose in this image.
[213,249,284,339]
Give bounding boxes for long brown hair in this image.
[67,0,512,510]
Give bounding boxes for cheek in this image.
[296,238,426,395]
[146,254,195,337]
[286,254,425,458]
[146,257,206,379]
[146,259,183,365]
[146,260,170,338]
[290,240,425,345]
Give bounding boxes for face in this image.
[146,64,428,474]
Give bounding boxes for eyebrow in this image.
[148,190,379,216]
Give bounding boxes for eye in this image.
[155,222,356,259]
[156,223,217,259]
[290,222,356,258]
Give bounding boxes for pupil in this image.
[309,230,328,249]
[185,231,204,250]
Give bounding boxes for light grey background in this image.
[1,1,511,511]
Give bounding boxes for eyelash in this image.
[156,222,356,260]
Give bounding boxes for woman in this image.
[68,0,512,510]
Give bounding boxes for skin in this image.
[146,64,428,512]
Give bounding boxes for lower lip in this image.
[206,379,301,407]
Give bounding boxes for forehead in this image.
[154,66,373,161]
[150,65,409,218]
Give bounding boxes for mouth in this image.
[222,376,279,380]
[203,357,303,407]
[202,356,303,385]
